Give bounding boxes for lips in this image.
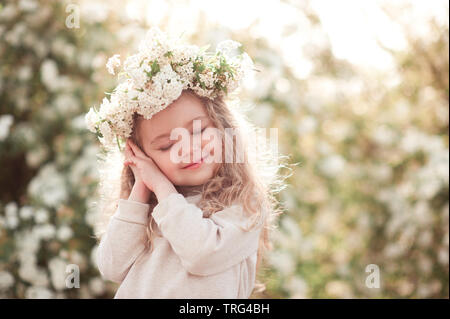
[182,155,208,169]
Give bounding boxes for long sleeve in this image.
[152,193,263,277]
[96,199,150,283]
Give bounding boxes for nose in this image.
[191,142,203,162]
[180,140,203,164]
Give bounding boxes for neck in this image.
[176,184,204,197]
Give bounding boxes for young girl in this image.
[86,27,289,299]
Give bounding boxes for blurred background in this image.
[0,0,448,298]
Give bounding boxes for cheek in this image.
[150,152,174,173]
[201,130,223,157]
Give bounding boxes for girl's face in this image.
[137,91,222,187]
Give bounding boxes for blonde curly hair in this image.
[93,89,292,295]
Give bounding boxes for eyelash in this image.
[159,127,207,151]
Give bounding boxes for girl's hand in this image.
[123,139,173,194]
[123,140,150,203]
[124,140,144,185]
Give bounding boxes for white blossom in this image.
[26,146,49,168]
[5,202,19,229]
[33,224,56,240]
[28,164,68,208]
[106,54,121,75]
[34,208,49,224]
[85,107,101,133]
[0,271,15,291]
[89,277,105,296]
[48,257,68,291]
[6,215,19,229]
[25,286,54,299]
[0,4,19,21]
[267,250,295,276]
[318,154,346,177]
[19,0,38,12]
[19,206,34,220]
[40,59,60,91]
[17,65,32,81]
[0,114,14,141]
[56,225,73,241]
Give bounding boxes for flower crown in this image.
[85,26,256,151]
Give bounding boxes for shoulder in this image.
[210,203,264,231]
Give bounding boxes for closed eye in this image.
[160,145,172,151]
[159,127,207,151]
[194,126,207,135]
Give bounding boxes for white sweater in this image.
[96,192,263,298]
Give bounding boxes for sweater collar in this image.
[185,193,202,204]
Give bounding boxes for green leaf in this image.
[95,127,103,138]
[151,60,160,75]
[116,135,122,152]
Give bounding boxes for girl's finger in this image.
[124,147,134,165]
[124,144,130,157]
[131,154,144,166]
[125,141,135,157]
[128,139,147,159]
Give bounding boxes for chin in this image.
[173,169,214,186]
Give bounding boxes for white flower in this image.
[318,154,346,177]
[19,262,49,287]
[0,114,14,141]
[40,59,59,91]
[17,65,32,81]
[19,206,34,220]
[239,52,254,73]
[34,224,56,240]
[5,202,19,229]
[98,120,115,147]
[25,286,54,299]
[57,224,73,241]
[0,271,15,290]
[267,250,295,276]
[53,94,79,114]
[325,281,353,298]
[70,250,87,270]
[26,146,49,168]
[297,115,317,135]
[0,4,19,21]
[33,208,48,224]
[106,54,121,75]
[5,202,18,217]
[48,257,68,291]
[284,276,308,298]
[6,215,19,229]
[19,0,38,12]
[216,39,242,59]
[372,125,397,146]
[138,26,172,60]
[89,277,105,296]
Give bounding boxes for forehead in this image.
[139,92,208,140]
